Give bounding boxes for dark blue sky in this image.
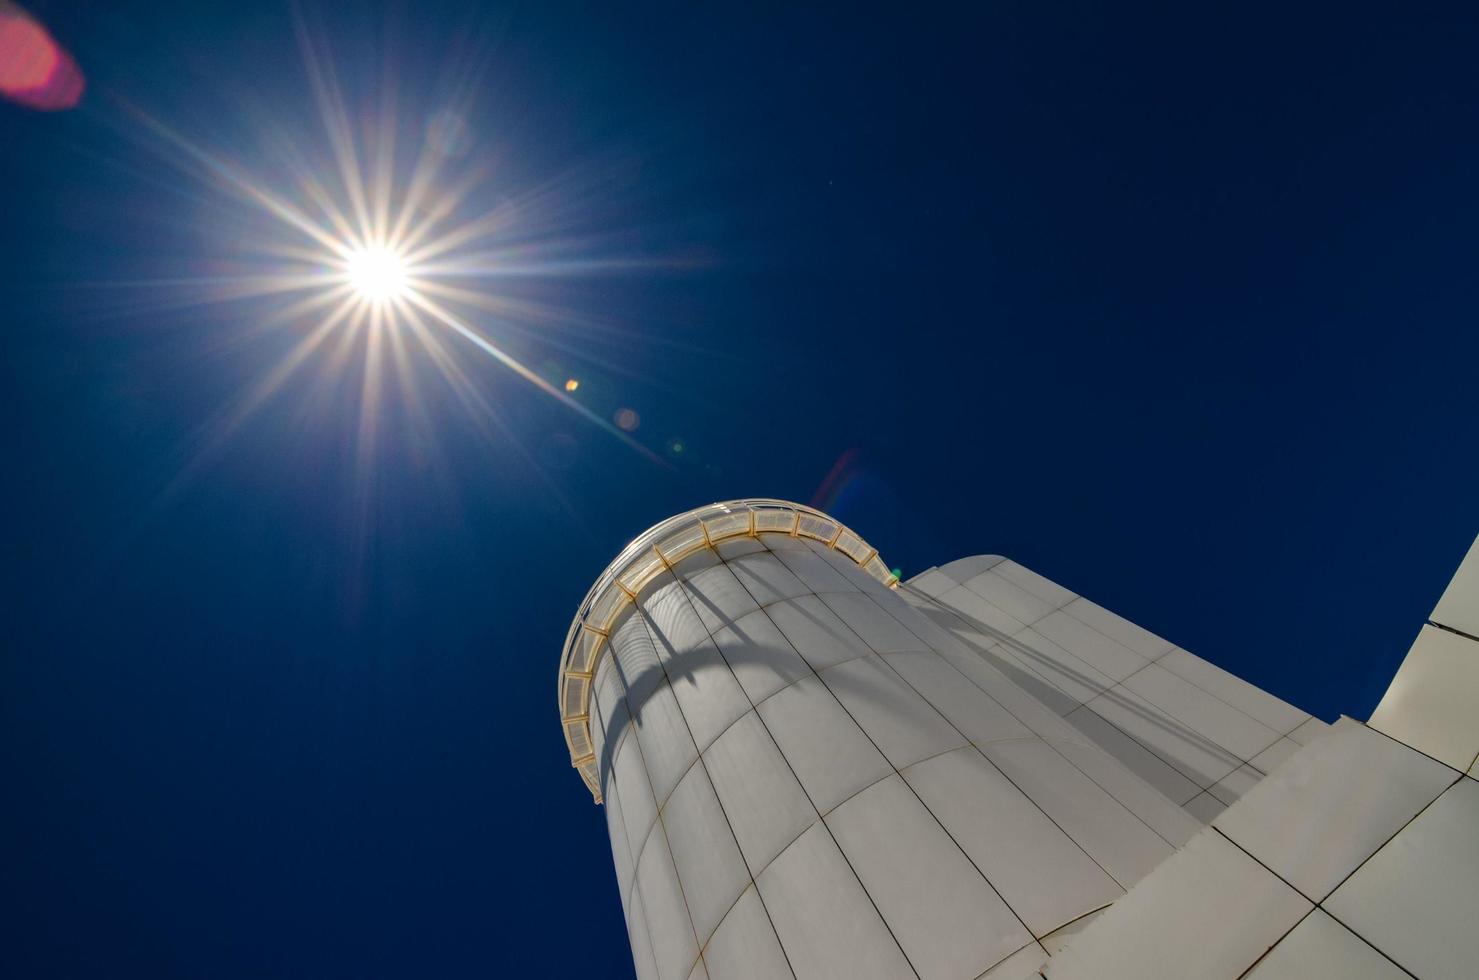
[3,2,1477,977]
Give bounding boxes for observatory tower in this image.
[557,500,1479,980]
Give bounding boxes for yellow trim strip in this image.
[556,499,895,803]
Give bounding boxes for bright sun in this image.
[119,25,662,470]
[345,246,409,303]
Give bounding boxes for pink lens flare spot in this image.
[0,7,84,110]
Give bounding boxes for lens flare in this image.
[0,2,84,110]
[108,9,674,488]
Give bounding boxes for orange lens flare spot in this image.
[564,378,580,392]
[0,8,84,110]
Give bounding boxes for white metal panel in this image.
[592,662,630,780]
[702,712,817,874]
[594,647,627,729]
[1182,792,1226,823]
[964,569,1058,625]
[757,530,810,552]
[702,885,795,980]
[1214,717,1457,901]
[1061,704,1202,805]
[1121,663,1282,761]
[756,821,916,980]
[1044,830,1311,980]
[827,774,1033,980]
[1286,716,1329,745]
[880,650,1033,747]
[614,732,659,867]
[933,554,1007,582]
[1249,737,1301,775]
[641,580,749,750]
[1242,910,1408,980]
[1326,777,1479,980]
[1037,907,1107,956]
[888,594,985,658]
[756,674,891,815]
[635,825,701,980]
[937,585,1031,636]
[1031,610,1149,682]
[904,568,956,598]
[997,629,1117,708]
[929,641,1088,747]
[643,576,711,658]
[1430,533,1479,638]
[769,545,859,595]
[605,778,637,911]
[614,609,667,702]
[990,560,1078,609]
[804,539,896,599]
[982,737,1175,888]
[1154,647,1309,735]
[1080,686,1243,789]
[655,640,750,753]
[978,643,1082,718]
[661,763,752,944]
[1368,625,1479,772]
[1060,596,1174,660]
[710,609,813,704]
[628,889,661,980]
[818,592,925,654]
[1047,734,1203,846]
[821,654,965,768]
[631,677,700,808]
[766,595,873,670]
[683,565,762,633]
[904,746,1123,938]
[976,942,1048,980]
[935,611,1022,662]
[727,552,812,607]
[1207,763,1262,806]
[715,536,766,559]
[671,545,721,578]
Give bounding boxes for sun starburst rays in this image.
[106,13,674,504]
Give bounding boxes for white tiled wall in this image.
[903,746,1123,937]
[701,886,792,980]
[661,763,750,944]
[1242,910,1408,980]
[1369,625,1479,773]
[1043,829,1312,979]
[827,774,1032,979]
[755,822,915,980]
[1430,534,1479,639]
[908,560,1316,819]
[755,674,890,814]
[1325,777,1479,980]
[1214,717,1458,901]
[590,538,1356,980]
[1041,713,1478,980]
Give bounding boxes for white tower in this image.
[557,500,1478,980]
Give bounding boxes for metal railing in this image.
[557,499,896,801]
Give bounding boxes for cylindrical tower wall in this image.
[575,504,1180,980]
